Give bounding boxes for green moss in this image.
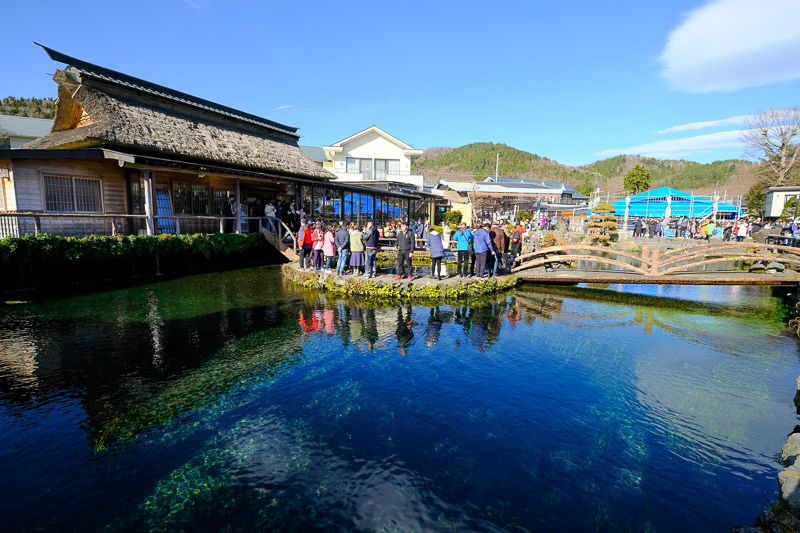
[282,264,517,303]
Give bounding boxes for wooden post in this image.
[235,179,241,234]
[34,215,41,235]
[143,170,155,235]
[650,249,660,275]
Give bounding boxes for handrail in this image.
[0,211,277,238]
[0,211,147,219]
[512,241,800,276]
[276,219,296,250]
[0,211,149,237]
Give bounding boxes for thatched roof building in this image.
[25,44,332,181]
[0,45,436,240]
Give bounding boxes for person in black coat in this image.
[222,194,235,233]
[395,221,416,280]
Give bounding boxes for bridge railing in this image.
[512,241,800,277]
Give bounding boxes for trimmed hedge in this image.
[0,233,281,293]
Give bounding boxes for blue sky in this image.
[4,0,800,166]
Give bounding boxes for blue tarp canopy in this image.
[605,187,742,218]
[330,194,405,217]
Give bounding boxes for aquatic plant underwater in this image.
[1,266,798,532]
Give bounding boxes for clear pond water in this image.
[1,266,799,532]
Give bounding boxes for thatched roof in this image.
[25,46,333,181]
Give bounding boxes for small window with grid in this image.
[43,175,103,213]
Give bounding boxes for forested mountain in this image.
[412,142,759,196]
[0,97,57,119]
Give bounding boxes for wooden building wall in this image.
[6,158,127,236]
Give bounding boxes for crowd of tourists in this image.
[295,216,532,281]
[296,219,381,278]
[629,216,768,241]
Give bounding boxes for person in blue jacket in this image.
[334,223,351,275]
[453,223,473,278]
[472,222,495,278]
[427,227,445,280]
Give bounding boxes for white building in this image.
[764,186,800,218]
[0,115,54,149]
[320,126,424,189]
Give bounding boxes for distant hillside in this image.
[412,142,759,197]
[0,97,57,119]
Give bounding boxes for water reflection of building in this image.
[0,292,304,450]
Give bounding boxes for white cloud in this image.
[660,0,800,92]
[272,104,292,111]
[656,115,747,134]
[594,129,746,158]
[183,0,209,9]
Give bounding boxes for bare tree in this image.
[741,107,800,186]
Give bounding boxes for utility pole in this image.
[495,153,499,180]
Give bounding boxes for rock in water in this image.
[766,261,786,273]
[779,469,800,513]
[783,433,800,463]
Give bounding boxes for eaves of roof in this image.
[36,43,300,139]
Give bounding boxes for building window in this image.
[173,182,210,215]
[212,188,232,215]
[43,175,103,213]
[191,183,209,215]
[374,159,400,180]
[346,157,372,180]
[129,173,145,214]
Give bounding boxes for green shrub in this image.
[0,233,277,293]
[443,210,463,225]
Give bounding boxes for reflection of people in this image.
[395,305,415,356]
[362,307,378,350]
[298,309,320,334]
[425,307,443,347]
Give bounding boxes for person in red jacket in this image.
[510,222,525,263]
[297,219,313,271]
